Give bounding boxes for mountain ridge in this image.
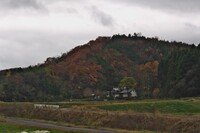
[0,34,200,101]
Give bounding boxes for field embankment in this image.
[1,98,200,133]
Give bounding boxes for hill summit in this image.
[0,34,200,101]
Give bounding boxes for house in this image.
[120,89,129,98]
[120,89,137,98]
[130,90,137,97]
[107,88,137,99]
[111,88,121,98]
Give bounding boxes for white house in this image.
[107,88,137,99]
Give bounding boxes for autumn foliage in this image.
[0,34,200,101]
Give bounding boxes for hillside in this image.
[0,34,200,101]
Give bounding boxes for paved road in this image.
[5,118,115,133]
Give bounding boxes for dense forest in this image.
[0,34,200,101]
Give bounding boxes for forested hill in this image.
[0,34,200,102]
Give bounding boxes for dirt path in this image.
[5,118,115,133]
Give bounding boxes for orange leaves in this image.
[48,37,108,83]
[153,88,160,97]
[67,61,101,81]
[139,61,159,77]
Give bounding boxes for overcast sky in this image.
[0,0,200,70]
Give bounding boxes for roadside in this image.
[4,117,115,133]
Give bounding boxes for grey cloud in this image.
[65,8,77,14]
[113,0,200,13]
[0,30,96,70]
[183,23,200,44]
[0,0,44,10]
[185,23,200,30]
[90,6,114,27]
[157,23,200,45]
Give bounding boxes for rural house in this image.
[107,87,137,99]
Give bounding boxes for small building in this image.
[120,89,129,98]
[107,88,137,99]
[130,90,137,97]
[120,89,137,98]
[111,88,121,98]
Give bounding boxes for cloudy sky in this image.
[0,0,200,70]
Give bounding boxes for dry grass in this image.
[170,119,200,133]
[1,102,200,133]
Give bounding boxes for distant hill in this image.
[0,34,200,101]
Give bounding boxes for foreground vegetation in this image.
[96,98,200,114]
[1,98,200,114]
[0,121,78,133]
[1,98,200,133]
[0,121,155,133]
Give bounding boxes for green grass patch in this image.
[0,122,58,133]
[0,122,86,133]
[2,98,200,115]
[96,100,200,114]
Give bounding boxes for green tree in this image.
[119,77,137,90]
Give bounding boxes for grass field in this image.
[95,99,200,114]
[0,122,58,133]
[32,97,200,114]
[1,98,200,133]
[0,121,87,133]
[1,97,200,114]
[0,119,154,133]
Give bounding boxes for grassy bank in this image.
[96,99,200,114]
[0,117,154,133]
[1,98,200,133]
[0,121,76,133]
